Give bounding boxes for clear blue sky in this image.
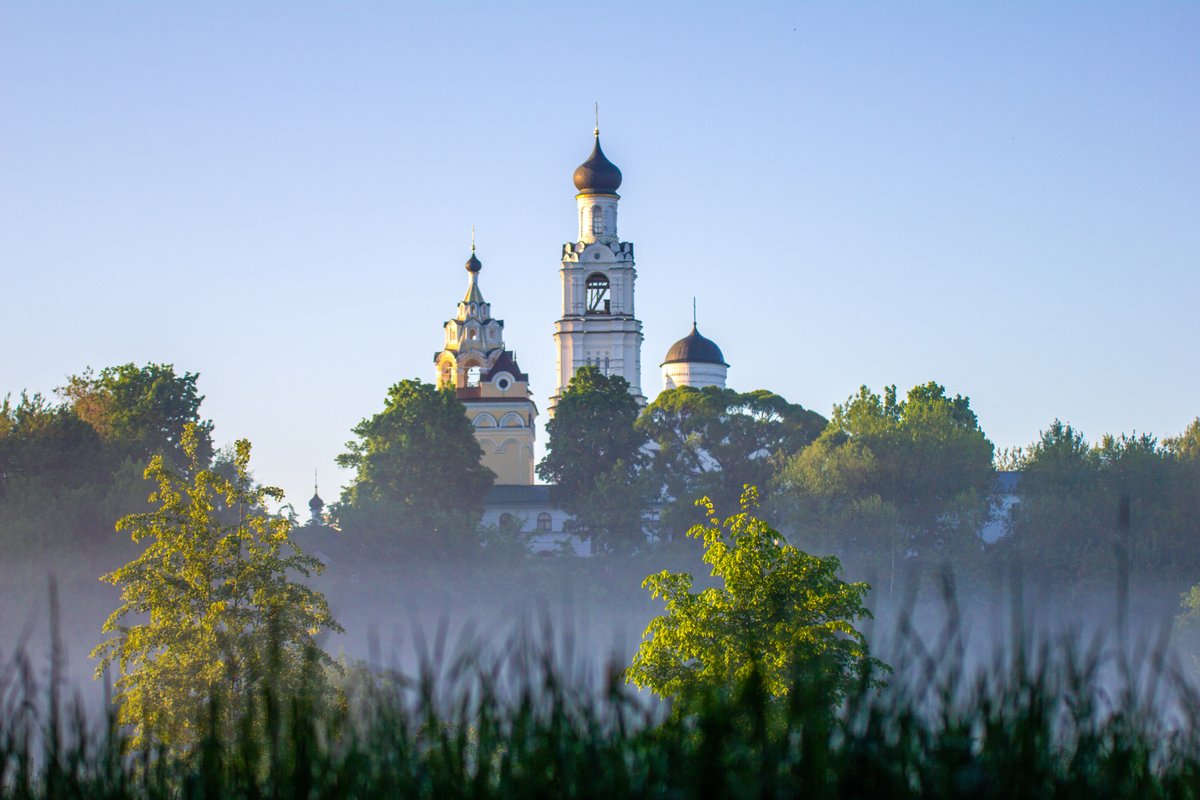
[2,2,1197,508]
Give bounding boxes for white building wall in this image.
[662,362,729,391]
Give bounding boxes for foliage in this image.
[775,382,995,581]
[91,423,341,750]
[1175,583,1200,674]
[59,363,213,470]
[1166,417,1200,462]
[538,367,650,554]
[337,379,493,553]
[9,611,1200,798]
[637,386,826,535]
[1008,420,1200,595]
[0,392,103,496]
[628,486,882,706]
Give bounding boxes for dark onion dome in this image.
[465,250,482,273]
[573,134,623,194]
[309,492,324,511]
[661,324,728,366]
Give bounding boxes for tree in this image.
[59,363,213,470]
[637,386,825,535]
[91,423,340,750]
[337,379,493,552]
[0,392,103,495]
[537,367,649,554]
[775,382,995,580]
[628,487,882,706]
[1009,420,1200,596]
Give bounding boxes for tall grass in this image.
[3,611,1200,799]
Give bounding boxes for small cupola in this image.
[662,324,728,368]
[661,310,730,392]
[573,132,623,195]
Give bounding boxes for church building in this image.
[448,126,731,550]
[434,244,539,486]
[551,126,646,411]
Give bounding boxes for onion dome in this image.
[662,324,728,366]
[573,134,623,195]
[465,250,482,273]
[309,492,325,511]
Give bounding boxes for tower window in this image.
[586,273,610,314]
[591,204,603,235]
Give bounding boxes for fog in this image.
[4,523,1197,726]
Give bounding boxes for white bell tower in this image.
[550,126,644,412]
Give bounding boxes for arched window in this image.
[586,273,610,314]
[591,204,603,235]
[537,512,552,531]
[499,513,513,527]
[467,366,481,387]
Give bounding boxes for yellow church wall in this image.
[467,405,535,485]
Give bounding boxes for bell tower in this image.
[550,126,644,412]
[434,243,538,485]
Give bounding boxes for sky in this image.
[2,2,1197,509]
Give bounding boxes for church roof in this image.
[573,134,623,195]
[462,247,485,304]
[483,350,529,382]
[486,484,557,507]
[662,324,728,366]
[309,492,324,510]
[463,280,485,304]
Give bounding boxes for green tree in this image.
[1166,418,1200,462]
[1009,421,1200,595]
[637,386,825,535]
[776,382,994,581]
[337,379,493,553]
[91,423,340,750]
[0,392,103,495]
[538,367,649,554]
[628,486,882,705]
[59,363,214,469]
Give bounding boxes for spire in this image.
[573,118,622,195]
[693,297,697,328]
[308,470,324,515]
[463,235,485,304]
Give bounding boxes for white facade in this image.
[550,138,644,412]
[662,361,729,391]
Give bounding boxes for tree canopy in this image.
[59,363,213,470]
[1006,419,1200,595]
[337,379,493,552]
[637,386,826,534]
[0,392,103,495]
[628,486,882,706]
[92,423,340,750]
[775,382,995,581]
[538,367,650,554]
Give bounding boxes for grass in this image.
[3,606,1200,800]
